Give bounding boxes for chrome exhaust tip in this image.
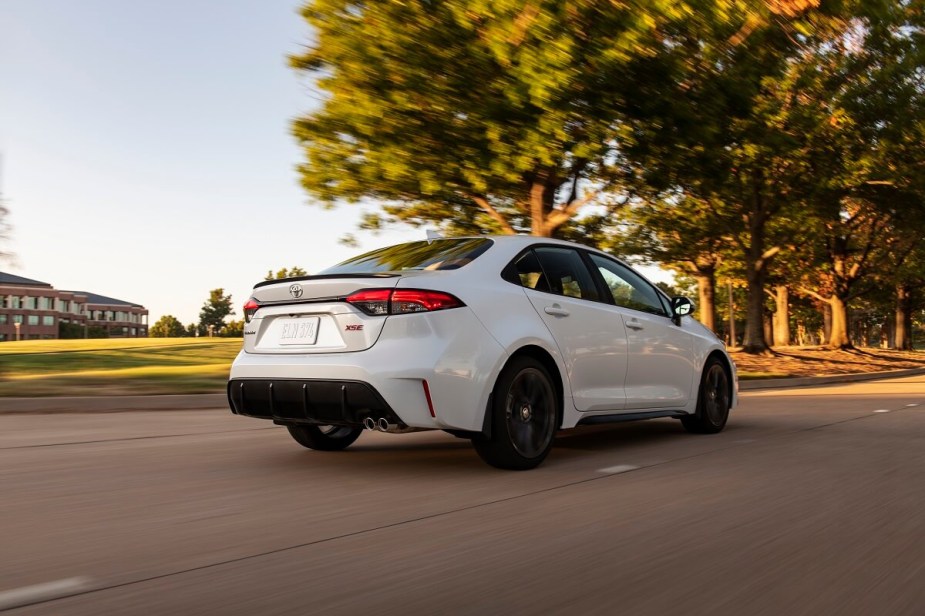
[363,417,377,431]
[377,417,391,432]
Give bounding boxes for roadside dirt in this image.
[731,347,925,378]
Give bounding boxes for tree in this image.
[614,0,896,353]
[265,267,307,281]
[198,289,234,336]
[149,315,186,338]
[222,320,245,337]
[0,194,12,263]
[291,1,777,239]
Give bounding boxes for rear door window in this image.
[509,247,599,301]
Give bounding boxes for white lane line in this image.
[873,410,891,414]
[906,404,919,408]
[0,577,90,611]
[598,464,639,475]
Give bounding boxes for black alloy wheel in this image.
[681,357,731,434]
[473,356,558,470]
[287,424,363,451]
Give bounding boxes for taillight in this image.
[345,289,392,315]
[391,289,462,313]
[243,298,259,323]
[345,289,464,315]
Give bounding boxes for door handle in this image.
[544,305,570,317]
[625,319,644,330]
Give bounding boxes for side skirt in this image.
[576,410,688,426]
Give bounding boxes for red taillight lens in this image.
[345,289,464,315]
[345,289,392,315]
[243,298,259,323]
[391,289,462,313]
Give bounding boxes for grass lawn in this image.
[0,338,241,397]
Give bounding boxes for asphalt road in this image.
[2,377,925,615]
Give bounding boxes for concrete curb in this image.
[0,394,227,414]
[2,367,925,413]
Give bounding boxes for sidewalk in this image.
[3,366,925,414]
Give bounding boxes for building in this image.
[0,272,148,341]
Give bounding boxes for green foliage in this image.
[222,319,244,337]
[150,315,187,338]
[264,267,308,280]
[58,322,85,339]
[291,0,777,238]
[198,289,234,335]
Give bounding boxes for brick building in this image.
[0,272,148,341]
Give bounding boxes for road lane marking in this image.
[598,464,639,475]
[0,577,90,611]
[873,410,891,413]
[906,404,919,407]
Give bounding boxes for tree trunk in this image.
[694,272,716,332]
[743,266,768,353]
[773,285,791,347]
[895,284,912,351]
[828,295,851,349]
[822,302,832,343]
[741,197,773,354]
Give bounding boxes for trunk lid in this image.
[243,274,401,354]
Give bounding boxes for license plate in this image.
[278,317,320,345]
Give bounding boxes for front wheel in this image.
[287,425,363,451]
[681,357,731,434]
[472,357,559,470]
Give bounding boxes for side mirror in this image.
[671,296,694,325]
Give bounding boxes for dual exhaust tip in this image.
[363,417,395,432]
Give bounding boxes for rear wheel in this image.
[287,425,363,451]
[473,357,558,470]
[681,357,731,434]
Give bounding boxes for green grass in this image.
[0,338,241,397]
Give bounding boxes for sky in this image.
[0,0,424,326]
[0,1,669,327]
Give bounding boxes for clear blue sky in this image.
[0,0,421,326]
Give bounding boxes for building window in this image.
[0,315,5,325]
[13,314,23,324]
[27,315,39,325]
[12,297,21,309]
[25,297,37,310]
[43,316,55,326]
[1,296,7,308]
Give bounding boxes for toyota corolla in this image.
[228,236,737,470]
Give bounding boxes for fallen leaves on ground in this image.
[731,347,925,379]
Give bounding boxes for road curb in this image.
[0,394,227,414]
[2,367,925,413]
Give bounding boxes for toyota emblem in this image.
[289,284,303,298]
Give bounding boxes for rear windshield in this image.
[320,238,493,275]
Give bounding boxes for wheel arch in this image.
[503,345,566,429]
[705,349,735,405]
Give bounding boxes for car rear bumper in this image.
[227,378,405,427]
[227,307,506,432]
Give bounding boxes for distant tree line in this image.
[292,0,925,353]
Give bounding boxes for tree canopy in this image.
[291,0,925,352]
[150,315,186,338]
[198,289,234,336]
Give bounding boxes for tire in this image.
[472,357,559,470]
[681,357,731,434]
[286,425,363,451]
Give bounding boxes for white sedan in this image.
[228,236,737,470]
